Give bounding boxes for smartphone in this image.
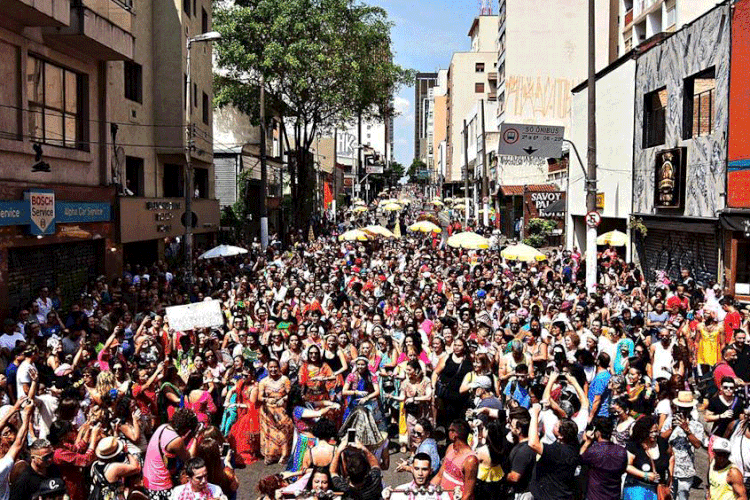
[347,429,356,443]
[221,442,230,456]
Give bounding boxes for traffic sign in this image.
[181,211,198,228]
[499,123,564,158]
[586,211,601,228]
[365,165,384,174]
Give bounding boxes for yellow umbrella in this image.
[477,208,496,214]
[399,198,412,205]
[453,204,466,210]
[364,225,396,238]
[597,229,628,247]
[444,197,454,202]
[447,231,490,249]
[338,229,371,241]
[408,221,442,233]
[501,243,547,262]
[382,203,403,212]
[429,200,445,207]
[352,206,368,214]
[353,200,366,206]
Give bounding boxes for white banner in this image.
[166,300,224,332]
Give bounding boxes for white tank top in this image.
[652,342,674,380]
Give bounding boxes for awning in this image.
[720,212,750,232]
[539,198,566,217]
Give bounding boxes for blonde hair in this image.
[96,371,116,396]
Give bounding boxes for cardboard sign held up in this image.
[166,300,224,332]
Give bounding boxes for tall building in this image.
[431,70,449,188]
[494,0,615,187]
[0,0,136,316]
[112,0,219,266]
[444,16,499,193]
[619,0,718,54]
[414,73,437,165]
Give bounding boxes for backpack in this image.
[88,462,121,500]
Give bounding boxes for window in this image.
[183,0,190,16]
[125,156,144,196]
[27,55,85,149]
[193,0,197,19]
[475,82,485,93]
[193,83,197,108]
[202,8,209,34]
[666,6,676,27]
[202,91,209,125]
[163,164,184,197]
[194,167,209,199]
[124,61,142,103]
[683,67,715,139]
[475,63,485,73]
[643,87,666,148]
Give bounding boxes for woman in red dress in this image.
[228,370,261,466]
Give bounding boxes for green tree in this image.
[408,159,428,184]
[213,0,413,232]
[523,218,557,248]
[387,161,405,186]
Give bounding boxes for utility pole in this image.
[333,128,338,223]
[259,74,269,251]
[585,0,598,293]
[480,100,489,227]
[463,119,469,227]
[357,113,363,202]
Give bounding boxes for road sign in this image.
[596,192,605,210]
[26,190,55,235]
[365,165,384,174]
[499,123,564,158]
[586,211,602,228]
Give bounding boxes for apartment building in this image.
[415,73,437,167]
[620,0,717,54]
[431,70,448,189]
[0,0,136,315]
[110,0,219,266]
[494,0,614,189]
[444,16,498,191]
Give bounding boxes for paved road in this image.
[235,441,709,499]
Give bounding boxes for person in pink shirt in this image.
[143,408,199,499]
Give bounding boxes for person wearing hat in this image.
[664,391,705,500]
[468,375,503,420]
[31,478,66,500]
[710,437,746,500]
[89,436,141,500]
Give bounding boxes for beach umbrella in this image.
[409,221,442,233]
[501,243,547,262]
[352,206,368,214]
[199,245,248,259]
[447,232,490,249]
[364,225,397,238]
[382,203,403,212]
[338,229,371,241]
[353,200,366,206]
[596,230,628,247]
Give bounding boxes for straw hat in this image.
[672,391,697,408]
[95,436,124,460]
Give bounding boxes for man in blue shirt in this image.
[588,353,612,421]
[505,363,532,409]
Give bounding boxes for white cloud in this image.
[394,96,410,116]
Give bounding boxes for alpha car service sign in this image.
[26,190,55,235]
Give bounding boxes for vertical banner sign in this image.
[25,190,55,235]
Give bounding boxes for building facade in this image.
[0,0,135,316]
[631,3,729,284]
[445,16,498,192]
[112,0,219,267]
[568,54,637,260]
[415,73,437,167]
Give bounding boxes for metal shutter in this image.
[643,227,718,286]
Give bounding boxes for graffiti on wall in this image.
[646,231,716,285]
[505,75,573,121]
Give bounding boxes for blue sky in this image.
[369,0,483,165]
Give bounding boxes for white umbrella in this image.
[199,244,248,259]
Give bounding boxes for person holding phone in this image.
[663,392,704,500]
[623,415,674,500]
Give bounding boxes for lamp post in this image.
[185,30,221,285]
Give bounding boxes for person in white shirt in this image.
[170,457,225,500]
[35,288,53,323]
[0,321,24,354]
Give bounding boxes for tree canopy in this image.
[213,0,413,231]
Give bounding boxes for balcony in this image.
[488,91,497,101]
[624,9,633,26]
[44,0,134,60]
[5,0,70,26]
[488,71,498,82]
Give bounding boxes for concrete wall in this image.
[470,16,499,53]
[632,4,729,218]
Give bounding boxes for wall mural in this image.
[632,5,729,218]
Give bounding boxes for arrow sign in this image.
[499,123,564,159]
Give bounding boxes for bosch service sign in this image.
[25,190,55,235]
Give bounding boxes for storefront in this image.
[118,197,220,266]
[0,185,117,317]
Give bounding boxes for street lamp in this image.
[185,30,221,285]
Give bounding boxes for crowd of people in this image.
[1,193,749,500]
